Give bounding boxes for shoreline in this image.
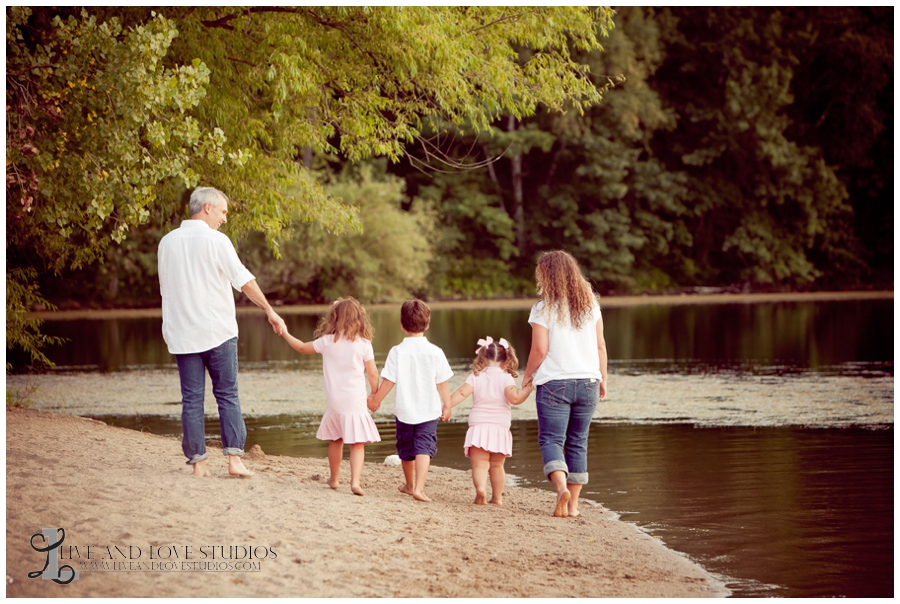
[25,289,893,320]
[8,368,893,429]
[6,407,729,598]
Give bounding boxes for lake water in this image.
[12,298,895,597]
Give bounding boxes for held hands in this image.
[440,405,452,422]
[267,310,286,336]
[367,394,381,413]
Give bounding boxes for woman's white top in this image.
[528,299,603,386]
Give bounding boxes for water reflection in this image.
[13,299,894,374]
[89,414,893,598]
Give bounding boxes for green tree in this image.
[244,162,436,304]
[650,7,868,287]
[7,7,617,365]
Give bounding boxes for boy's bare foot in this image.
[398,484,414,496]
[227,458,254,478]
[327,478,339,490]
[412,491,432,502]
[351,484,365,496]
[554,489,571,517]
[474,490,487,505]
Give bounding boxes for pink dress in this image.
[463,367,516,457]
[312,334,381,444]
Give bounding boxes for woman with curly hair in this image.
[522,251,608,518]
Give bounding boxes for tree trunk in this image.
[508,116,525,252]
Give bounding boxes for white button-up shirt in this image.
[381,337,454,424]
[158,220,255,354]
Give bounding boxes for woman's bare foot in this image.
[327,477,339,490]
[554,489,571,517]
[412,490,432,502]
[399,484,414,496]
[227,457,254,478]
[474,489,487,505]
[351,484,365,496]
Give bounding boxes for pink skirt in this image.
[464,423,512,457]
[316,412,381,444]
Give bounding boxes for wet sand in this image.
[6,407,727,597]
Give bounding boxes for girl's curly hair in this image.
[535,250,599,329]
[314,297,374,342]
[472,340,519,378]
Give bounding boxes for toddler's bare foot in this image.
[554,489,571,517]
[412,491,432,502]
[327,478,339,490]
[398,484,414,496]
[474,490,487,505]
[227,458,254,478]
[351,484,365,496]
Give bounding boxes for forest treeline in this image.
[6,7,893,365]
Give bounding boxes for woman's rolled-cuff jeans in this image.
[175,337,247,464]
[536,378,599,485]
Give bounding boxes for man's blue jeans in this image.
[174,337,246,464]
[535,378,599,485]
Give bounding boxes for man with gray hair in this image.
[158,186,286,477]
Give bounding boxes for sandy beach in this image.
[6,407,727,597]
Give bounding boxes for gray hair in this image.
[189,187,227,216]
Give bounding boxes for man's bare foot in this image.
[327,478,339,490]
[554,489,571,517]
[412,491,432,502]
[399,484,415,496]
[474,490,487,505]
[351,484,365,496]
[227,458,253,478]
[192,462,211,477]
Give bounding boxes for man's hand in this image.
[267,310,286,336]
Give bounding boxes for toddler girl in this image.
[281,297,381,496]
[443,337,532,505]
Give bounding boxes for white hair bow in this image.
[476,336,509,353]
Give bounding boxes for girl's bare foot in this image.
[351,484,365,496]
[489,498,503,506]
[327,478,339,490]
[568,509,581,518]
[554,489,571,517]
[399,484,414,496]
[474,490,487,505]
[412,491,432,502]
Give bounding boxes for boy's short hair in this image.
[401,299,431,333]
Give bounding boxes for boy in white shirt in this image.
[368,300,453,502]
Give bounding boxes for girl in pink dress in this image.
[443,337,533,505]
[281,297,381,496]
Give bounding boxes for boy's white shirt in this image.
[381,336,454,424]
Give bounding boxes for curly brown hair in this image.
[472,340,519,378]
[534,250,599,329]
[314,297,374,342]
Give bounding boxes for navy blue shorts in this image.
[395,418,439,461]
